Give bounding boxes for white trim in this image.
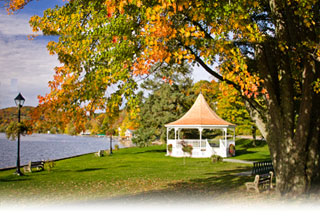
[165,124,236,129]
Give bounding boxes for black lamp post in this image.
[14,93,25,176]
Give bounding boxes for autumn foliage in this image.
[5,0,320,196]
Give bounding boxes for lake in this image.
[0,133,125,169]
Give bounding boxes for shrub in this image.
[45,160,55,172]
[132,128,155,147]
[229,144,236,156]
[211,155,223,163]
[114,144,119,151]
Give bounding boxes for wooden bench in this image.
[245,161,274,193]
[95,150,105,157]
[23,161,45,173]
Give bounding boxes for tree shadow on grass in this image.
[0,176,31,182]
[236,139,267,148]
[75,168,107,172]
[235,139,270,161]
[235,148,256,157]
[132,149,166,154]
[91,167,254,204]
[50,167,107,173]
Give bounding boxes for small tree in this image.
[101,105,120,155]
[180,140,193,165]
[182,144,193,157]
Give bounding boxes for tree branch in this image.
[184,44,265,115]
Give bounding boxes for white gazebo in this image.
[165,93,236,158]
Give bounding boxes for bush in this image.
[114,144,119,151]
[45,160,55,172]
[210,155,223,163]
[132,128,155,147]
[229,144,236,156]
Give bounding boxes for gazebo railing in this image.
[168,139,208,150]
[175,140,207,149]
[167,139,212,157]
[167,139,235,157]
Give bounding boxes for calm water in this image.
[0,133,124,169]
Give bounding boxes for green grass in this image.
[233,139,271,161]
[0,139,272,204]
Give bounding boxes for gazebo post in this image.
[174,127,178,143]
[167,127,170,143]
[224,128,227,148]
[199,128,203,149]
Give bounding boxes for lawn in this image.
[0,139,273,205]
[233,138,271,161]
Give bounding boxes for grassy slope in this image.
[0,139,271,204]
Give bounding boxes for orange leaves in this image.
[162,76,173,85]
[33,69,88,134]
[112,36,118,43]
[219,50,266,100]
[5,0,32,14]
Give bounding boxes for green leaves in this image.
[26,0,146,132]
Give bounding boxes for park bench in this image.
[95,150,105,157]
[245,161,274,193]
[23,161,45,173]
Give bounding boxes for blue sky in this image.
[0,0,212,109]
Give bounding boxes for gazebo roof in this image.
[165,93,235,127]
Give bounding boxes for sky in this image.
[0,0,213,109]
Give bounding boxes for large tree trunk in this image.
[253,0,320,193]
[247,65,320,196]
[254,47,320,195]
[267,91,320,195]
[195,0,320,196]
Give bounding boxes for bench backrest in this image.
[252,161,274,175]
[30,161,45,166]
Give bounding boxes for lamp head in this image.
[14,93,25,107]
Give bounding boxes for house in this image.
[125,129,135,140]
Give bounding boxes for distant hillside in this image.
[0,106,35,132]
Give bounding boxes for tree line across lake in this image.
[1,65,257,147]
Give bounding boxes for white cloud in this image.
[0,14,59,108]
[0,13,41,36]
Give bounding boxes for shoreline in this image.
[0,152,95,171]
[0,144,135,172]
[0,133,135,170]
[0,140,136,171]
